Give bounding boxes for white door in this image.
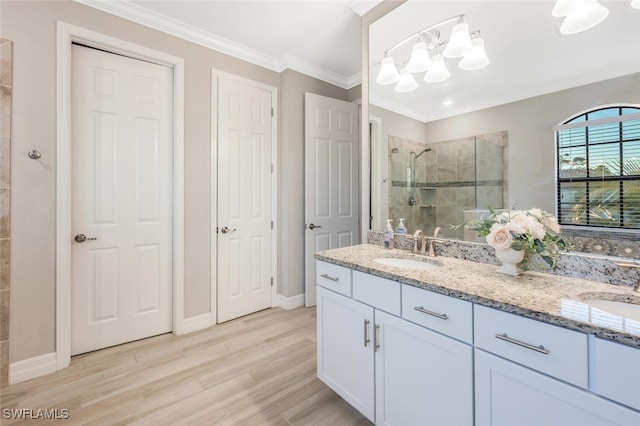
[216,75,274,323]
[304,93,359,307]
[71,44,173,355]
[316,287,375,422]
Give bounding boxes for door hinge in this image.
[271,164,274,173]
[271,277,274,287]
[271,220,274,230]
[271,107,274,117]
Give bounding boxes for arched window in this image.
[556,106,640,229]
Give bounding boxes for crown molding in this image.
[74,0,280,70]
[369,95,428,122]
[348,0,384,17]
[346,72,363,90]
[279,54,361,89]
[74,0,360,89]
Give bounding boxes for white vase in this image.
[495,248,525,276]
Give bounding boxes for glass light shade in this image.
[560,0,609,34]
[376,55,400,85]
[394,68,418,93]
[552,0,575,17]
[406,40,432,73]
[443,21,473,58]
[424,54,450,83]
[459,38,489,70]
[632,0,640,9]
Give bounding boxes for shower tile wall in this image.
[476,131,508,211]
[388,131,507,240]
[0,38,11,387]
[389,136,437,235]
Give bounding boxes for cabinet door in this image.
[375,310,473,426]
[316,287,375,422]
[475,349,640,426]
[593,337,640,411]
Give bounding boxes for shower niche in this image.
[388,131,508,239]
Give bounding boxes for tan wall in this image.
[422,74,640,213]
[278,69,348,298]
[0,1,348,363]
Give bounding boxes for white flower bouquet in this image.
[464,208,569,270]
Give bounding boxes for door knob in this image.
[308,223,322,230]
[74,234,97,243]
[220,226,236,234]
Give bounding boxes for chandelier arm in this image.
[384,14,463,55]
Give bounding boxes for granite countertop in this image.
[315,244,640,348]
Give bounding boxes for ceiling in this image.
[77,0,639,121]
[370,0,640,123]
[77,0,380,88]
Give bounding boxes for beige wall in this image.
[278,69,348,298]
[1,1,350,363]
[423,74,640,213]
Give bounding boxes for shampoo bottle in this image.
[384,220,394,249]
[396,218,407,234]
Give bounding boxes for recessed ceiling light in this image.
[443,99,453,106]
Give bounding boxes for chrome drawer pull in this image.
[320,274,339,282]
[414,306,448,320]
[374,324,381,352]
[364,319,370,347]
[495,333,549,355]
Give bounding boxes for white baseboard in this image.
[9,352,57,385]
[181,312,215,334]
[278,293,305,310]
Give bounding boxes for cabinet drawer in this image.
[474,305,588,388]
[593,338,640,411]
[402,285,473,343]
[352,270,400,315]
[316,260,352,296]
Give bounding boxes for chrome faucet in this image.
[413,230,425,255]
[617,262,640,292]
[426,227,442,257]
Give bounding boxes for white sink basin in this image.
[374,257,440,271]
[583,299,640,322]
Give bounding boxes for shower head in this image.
[390,148,400,154]
[410,148,431,159]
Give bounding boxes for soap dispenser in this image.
[396,218,407,234]
[384,220,394,249]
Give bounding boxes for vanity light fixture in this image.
[458,34,490,70]
[406,37,432,73]
[442,16,473,58]
[376,53,401,85]
[376,14,488,93]
[552,0,609,35]
[424,52,450,83]
[395,67,418,93]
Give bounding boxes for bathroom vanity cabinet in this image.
[474,305,638,425]
[317,262,473,425]
[315,256,640,425]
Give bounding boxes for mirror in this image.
[367,0,640,255]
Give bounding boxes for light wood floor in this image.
[0,307,371,425]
